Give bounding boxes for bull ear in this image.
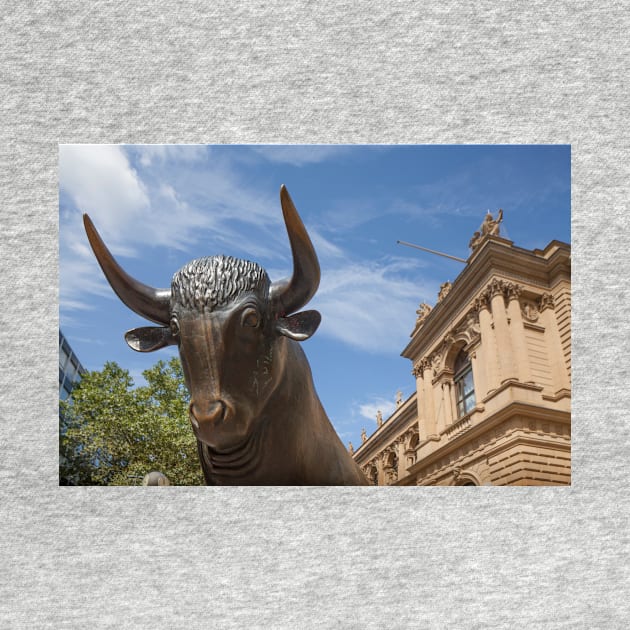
[125,327,176,352]
[276,310,321,341]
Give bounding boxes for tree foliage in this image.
[60,358,204,485]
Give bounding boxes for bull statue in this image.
[84,185,368,486]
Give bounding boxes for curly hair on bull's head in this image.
[170,255,271,311]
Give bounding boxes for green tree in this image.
[60,358,204,485]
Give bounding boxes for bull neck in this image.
[199,420,265,483]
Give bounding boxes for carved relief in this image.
[458,310,480,340]
[382,448,398,483]
[383,447,399,483]
[365,464,378,485]
[539,292,555,311]
[521,300,540,322]
[431,351,442,374]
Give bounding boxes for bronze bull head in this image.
[84,186,368,485]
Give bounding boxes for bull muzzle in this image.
[189,399,233,427]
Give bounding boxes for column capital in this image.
[488,278,506,299]
[474,294,491,312]
[505,282,523,301]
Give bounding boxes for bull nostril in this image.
[190,400,227,423]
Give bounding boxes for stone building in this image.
[353,213,571,486]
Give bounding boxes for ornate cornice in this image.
[402,239,570,363]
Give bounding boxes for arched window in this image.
[454,349,476,418]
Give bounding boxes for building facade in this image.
[59,329,86,403]
[353,220,571,486]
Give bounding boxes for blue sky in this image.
[59,144,570,449]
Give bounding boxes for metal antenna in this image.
[397,240,467,263]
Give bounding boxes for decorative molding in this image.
[473,294,490,312]
[539,292,555,311]
[487,278,505,298]
[523,321,545,333]
[505,282,523,301]
[520,300,540,322]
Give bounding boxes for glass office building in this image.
[59,330,85,403]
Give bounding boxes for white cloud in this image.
[358,397,397,423]
[59,145,149,238]
[58,145,298,314]
[137,145,207,167]
[251,145,353,166]
[305,226,345,259]
[311,257,436,354]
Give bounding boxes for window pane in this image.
[462,370,474,396]
[454,349,476,419]
[464,391,476,413]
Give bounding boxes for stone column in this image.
[475,292,499,395]
[444,380,455,425]
[489,279,517,383]
[423,359,438,437]
[396,437,406,480]
[438,379,454,428]
[413,364,426,440]
[375,457,385,486]
[538,292,571,392]
[505,283,532,383]
[468,351,483,411]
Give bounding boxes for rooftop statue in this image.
[481,208,503,236]
[438,281,452,302]
[84,186,368,486]
[415,302,432,327]
[469,209,504,251]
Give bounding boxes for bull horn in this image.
[270,185,321,315]
[83,214,171,325]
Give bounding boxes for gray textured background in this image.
[1,2,628,628]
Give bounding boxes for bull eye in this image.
[170,317,180,337]
[241,308,261,328]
